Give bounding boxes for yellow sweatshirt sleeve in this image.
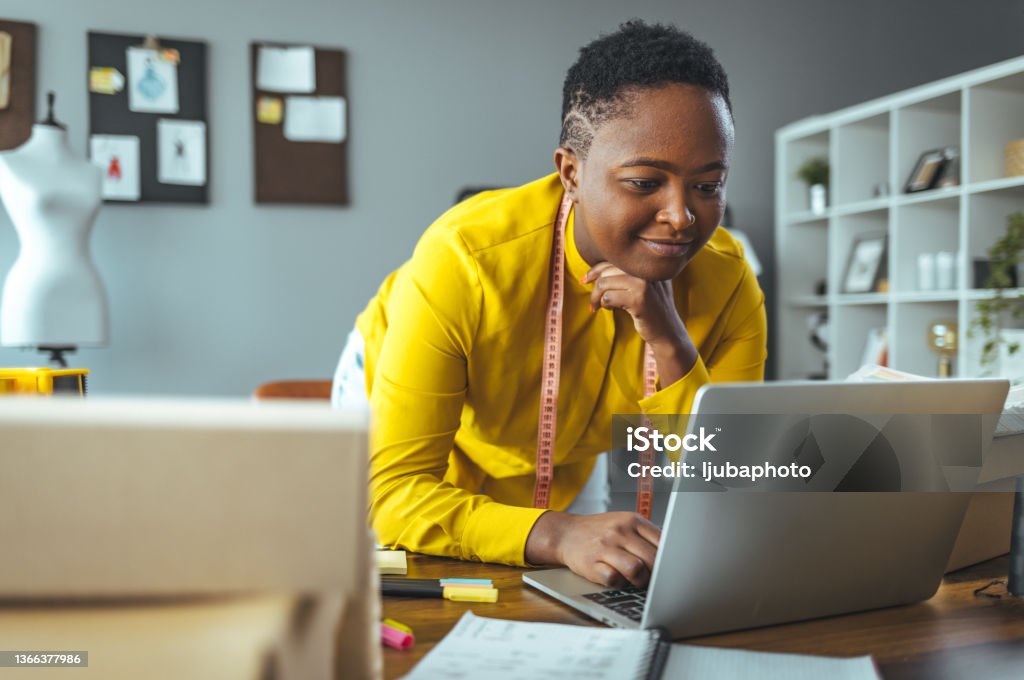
[367,226,546,566]
[640,263,767,416]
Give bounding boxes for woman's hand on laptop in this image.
[526,511,661,587]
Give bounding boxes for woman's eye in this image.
[696,183,722,196]
[627,179,660,191]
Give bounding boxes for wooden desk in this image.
[383,554,1024,680]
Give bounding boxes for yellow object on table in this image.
[0,367,88,395]
[375,550,408,575]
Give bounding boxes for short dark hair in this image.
[560,20,732,158]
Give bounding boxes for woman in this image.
[334,20,766,588]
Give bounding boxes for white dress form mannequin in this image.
[0,99,108,355]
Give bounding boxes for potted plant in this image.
[797,157,829,215]
[970,210,1024,372]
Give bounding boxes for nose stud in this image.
[688,213,696,226]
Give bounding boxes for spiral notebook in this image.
[403,612,880,680]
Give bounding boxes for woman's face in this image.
[556,83,734,281]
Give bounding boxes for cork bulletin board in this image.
[250,42,348,205]
[0,19,37,151]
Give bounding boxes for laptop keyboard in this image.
[582,586,647,622]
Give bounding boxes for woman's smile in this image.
[638,236,694,258]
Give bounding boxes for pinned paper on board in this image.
[89,67,125,95]
[284,96,345,143]
[257,45,315,93]
[90,134,140,201]
[126,46,179,113]
[157,119,206,186]
[0,31,11,110]
[256,96,283,124]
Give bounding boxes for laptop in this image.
[524,379,1009,639]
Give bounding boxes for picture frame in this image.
[860,327,889,368]
[904,148,948,193]
[841,232,887,294]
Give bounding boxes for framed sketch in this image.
[842,233,887,294]
[904,148,947,193]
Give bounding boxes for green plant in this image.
[970,210,1024,370]
[796,157,829,188]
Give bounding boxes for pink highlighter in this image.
[381,620,415,650]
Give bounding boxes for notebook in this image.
[402,612,880,680]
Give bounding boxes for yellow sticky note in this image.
[160,48,180,64]
[375,550,407,575]
[89,67,125,95]
[257,96,283,124]
[444,586,499,603]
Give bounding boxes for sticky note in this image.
[89,67,125,95]
[375,550,407,575]
[444,586,499,603]
[440,578,493,589]
[257,96,283,124]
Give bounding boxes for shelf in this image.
[835,293,889,306]
[891,291,961,302]
[967,175,1024,196]
[787,295,829,307]
[965,287,1024,300]
[785,210,830,224]
[895,187,962,207]
[833,197,890,216]
[777,56,1024,382]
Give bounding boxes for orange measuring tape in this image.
[533,194,659,519]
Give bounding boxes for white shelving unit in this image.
[776,55,1024,380]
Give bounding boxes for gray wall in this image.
[1,0,1021,395]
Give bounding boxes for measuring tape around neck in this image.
[532,194,659,519]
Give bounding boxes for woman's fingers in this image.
[581,262,618,284]
[599,548,652,587]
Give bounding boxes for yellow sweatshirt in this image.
[357,173,767,566]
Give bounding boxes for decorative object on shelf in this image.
[806,310,829,379]
[872,181,889,198]
[904,148,949,193]
[970,211,1024,371]
[928,321,958,378]
[841,232,887,294]
[1006,139,1024,178]
[860,327,889,368]
[935,147,960,188]
[935,251,957,289]
[973,258,1017,289]
[917,253,936,291]
[814,279,827,297]
[796,157,829,215]
[0,93,108,367]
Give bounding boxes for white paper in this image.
[283,96,346,143]
[402,612,654,679]
[257,45,315,93]
[664,644,880,680]
[157,119,206,186]
[90,134,141,201]
[126,47,179,114]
